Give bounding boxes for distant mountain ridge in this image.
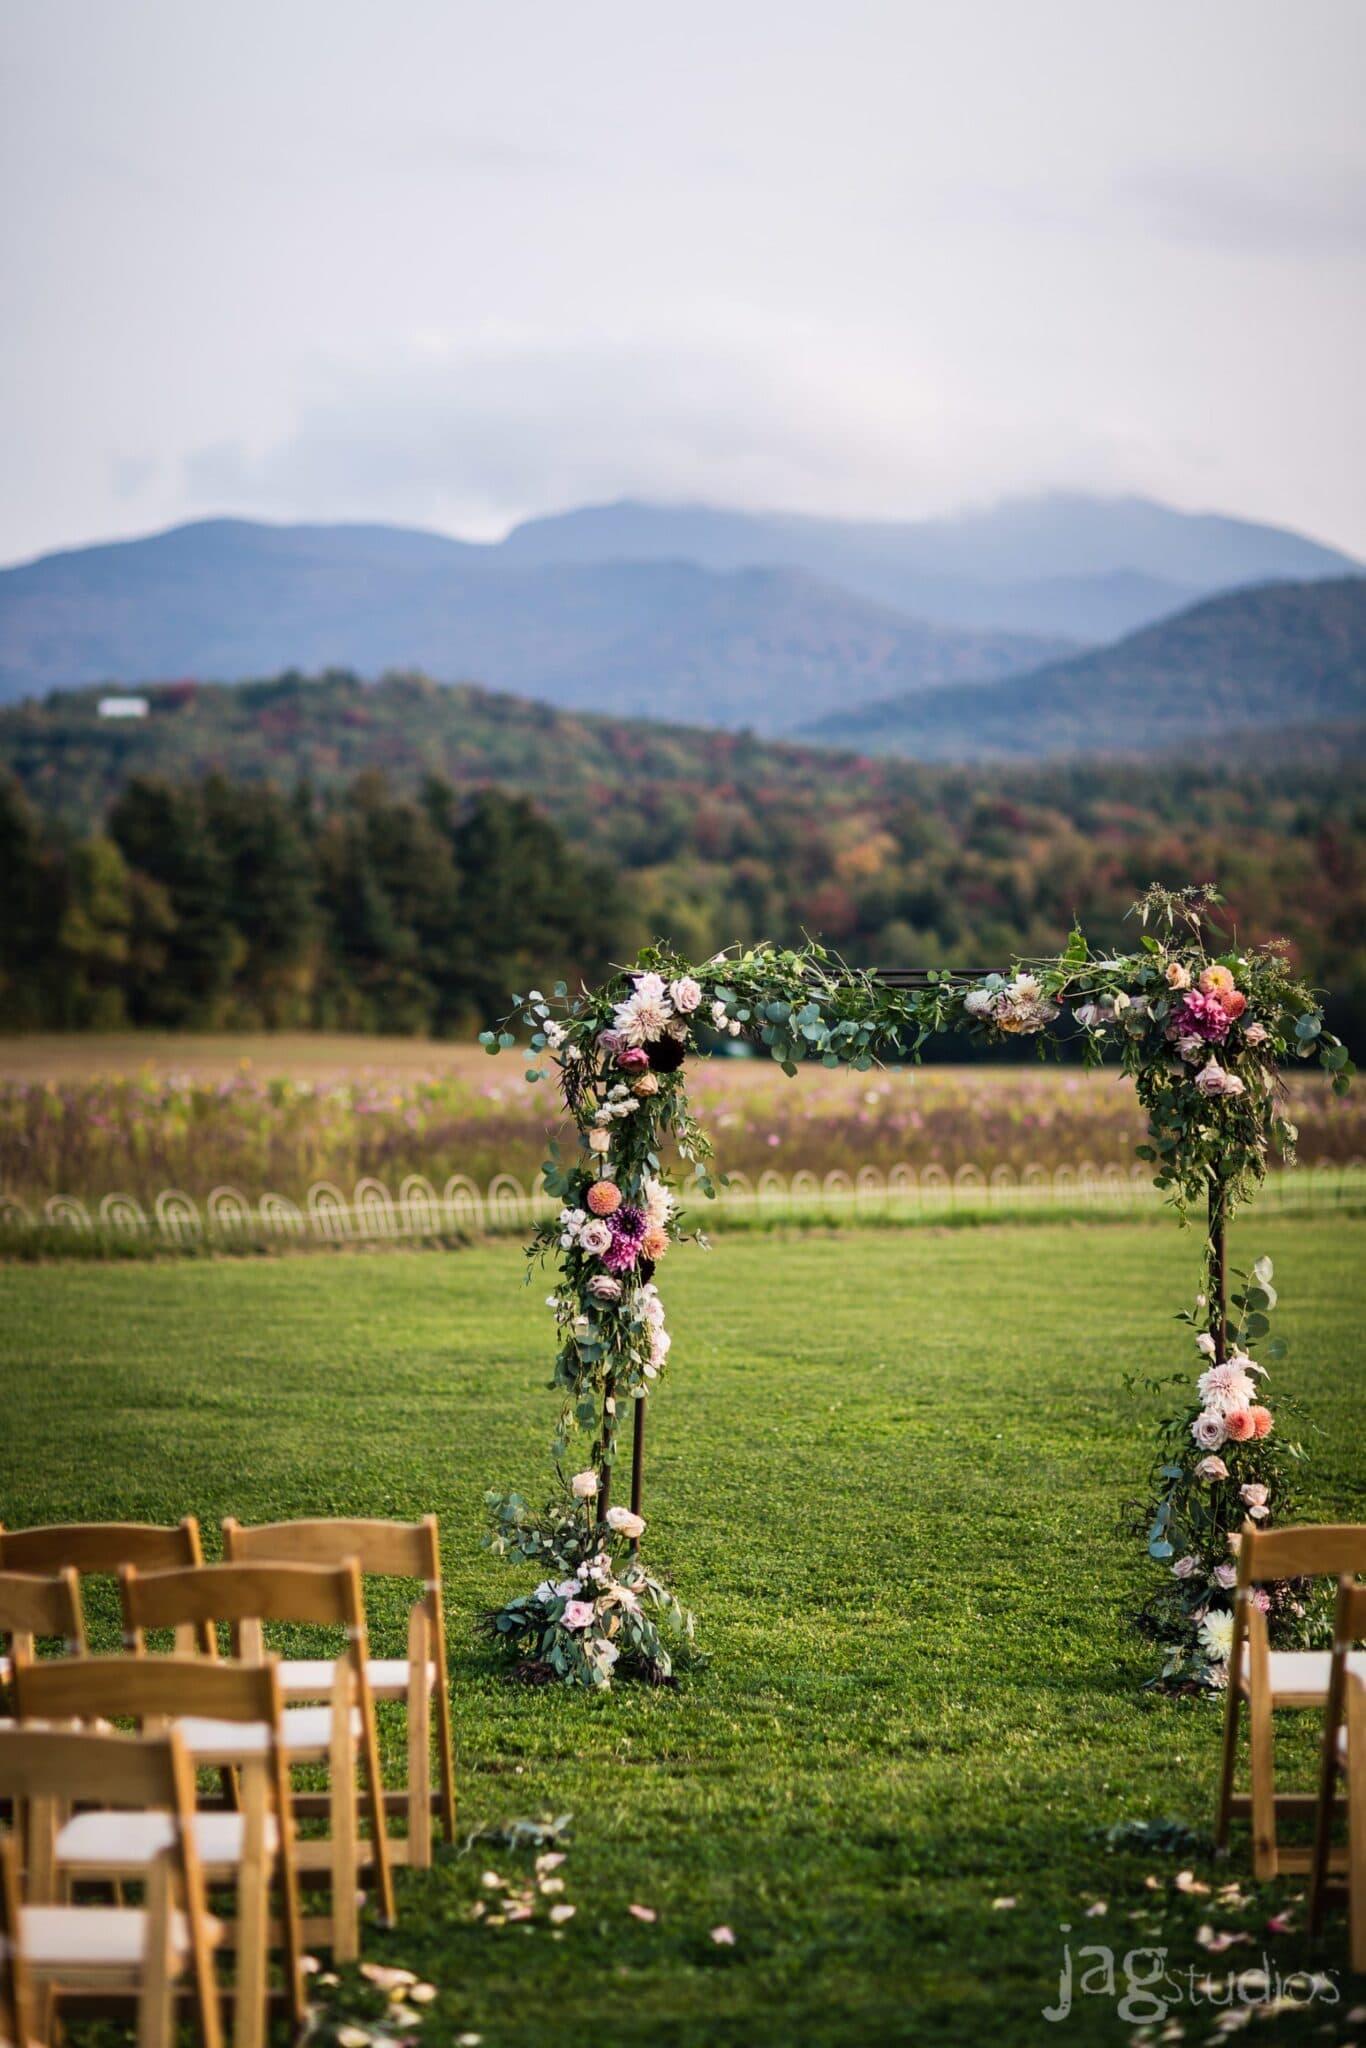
[3,490,1359,712]
[799,577,1366,759]
[0,518,1069,725]
[500,492,1359,638]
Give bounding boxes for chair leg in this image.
[1350,1718,1366,1973]
[435,1674,457,1844]
[1214,1683,1242,1852]
[233,1765,269,2048]
[407,1676,432,1871]
[137,1855,177,2048]
[1248,1681,1279,1880]
[359,1702,396,1928]
[330,1715,359,1963]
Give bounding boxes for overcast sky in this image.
[2,0,1364,565]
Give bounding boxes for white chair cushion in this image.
[173,1716,272,1759]
[174,1705,359,1758]
[22,1904,219,1969]
[277,1656,438,1699]
[1236,1647,1366,1700]
[57,1809,278,1868]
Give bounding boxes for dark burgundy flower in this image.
[647,1034,686,1072]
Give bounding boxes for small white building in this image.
[97,696,149,719]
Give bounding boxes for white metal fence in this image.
[2,1160,1364,1247]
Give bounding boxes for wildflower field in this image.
[1,1034,1362,1212]
[3,1218,1364,2044]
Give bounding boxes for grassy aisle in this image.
[1,1220,1363,2045]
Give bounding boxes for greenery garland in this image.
[480,884,1351,1689]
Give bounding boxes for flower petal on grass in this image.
[628,1903,658,1922]
[990,1897,1016,1911]
[549,1903,576,1924]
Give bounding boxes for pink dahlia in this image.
[1224,1408,1255,1443]
[1249,1405,1274,1439]
[1174,989,1231,1044]
[586,1181,622,1217]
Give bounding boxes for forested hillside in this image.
[3,672,1363,1040]
[801,577,1366,756]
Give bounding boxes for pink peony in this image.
[561,1599,595,1631]
[669,976,703,1014]
[1251,1588,1272,1614]
[1195,1455,1229,1482]
[1224,1408,1256,1443]
[1249,1406,1274,1439]
[586,1181,622,1217]
[1175,989,1231,1044]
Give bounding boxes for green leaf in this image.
[1243,1311,1271,1339]
[1252,1255,1274,1284]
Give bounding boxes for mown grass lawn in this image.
[2,1218,1364,2046]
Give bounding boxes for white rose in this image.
[669,976,702,1014]
[605,1506,645,1540]
[570,1470,599,1499]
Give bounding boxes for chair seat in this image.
[57,1808,279,1869]
[277,1656,438,1700]
[175,1703,359,1759]
[1236,1648,1366,1702]
[22,1903,222,1970]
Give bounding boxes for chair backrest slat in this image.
[1237,1523,1366,1587]
[121,1560,362,1638]
[0,1518,203,1577]
[0,1567,85,1661]
[16,1652,279,1728]
[224,1515,437,1581]
[0,1725,179,1805]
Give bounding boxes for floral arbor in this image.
[479,886,1352,1690]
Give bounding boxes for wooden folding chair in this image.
[1215,1522,1366,1877]
[1311,1577,1366,1972]
[223,1516,455,1865]
[14,1656,303,2048]
[120,1561,394,1961]
[0,1726,223,2048]
[0,1522,212,1656]
[1,1572,85,1698]
[1,1833,37,2048]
